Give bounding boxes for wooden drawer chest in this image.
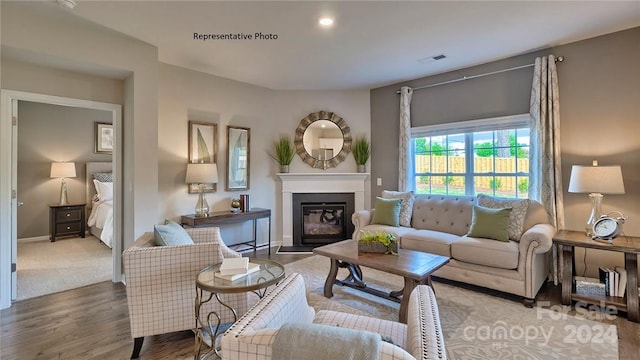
[49,203,86,242]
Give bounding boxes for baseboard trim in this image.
[18,235,49,243]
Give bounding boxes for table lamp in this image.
[568,160,625,236]
[50,162,76,205]
[186,163,218,217]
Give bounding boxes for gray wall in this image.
[17,101,112,239]
[370,26,640,277]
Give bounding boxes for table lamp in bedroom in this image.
[50,162,76,205]
[186,163,218,217]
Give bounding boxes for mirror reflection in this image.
[302,120,343,160]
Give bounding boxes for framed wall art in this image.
[226,126,250,191]
[188,121,218,193]
[95,122,114,154]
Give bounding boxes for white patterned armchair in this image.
[222,273,447,360]
[123,227,249,358]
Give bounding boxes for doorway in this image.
[0,90,122,308]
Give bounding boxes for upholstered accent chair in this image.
[123,227,249,359]
[222,273,447,360]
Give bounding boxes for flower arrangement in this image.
[358,230,398,255]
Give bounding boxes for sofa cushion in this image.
[382,190,414,227]
[477,194,531,241]
[400,229,460,257]
[411,195,476,236]
[466,205,512,242]
[451,236,520,269]
[372,197,403,227]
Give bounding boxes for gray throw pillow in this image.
[153,220,194,246]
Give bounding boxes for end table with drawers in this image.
[48,203,86,242]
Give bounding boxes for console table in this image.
[553,230,640,322]
[181,208,272,254]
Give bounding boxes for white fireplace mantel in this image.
[278,173,368,247]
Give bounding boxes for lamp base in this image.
[584,193,603,237]
[194,184,210,217]
[59,179,69,205]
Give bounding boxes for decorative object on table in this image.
[272,135,295,173]
[219,257,250,275]
[592,211,627,242]
[294,110,352,170]
[50,162,76,205]
[227,126,250,190]
[239,194,250,212]
[188,121,218,193]
[94,122,113,154]
[352,134,370,173]
[568,160,625,237]
[185,163,218,217]
[215,262,260,281]
[358,230,398,255]
[230,198,241,213]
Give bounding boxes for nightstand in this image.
[49,203,86,242]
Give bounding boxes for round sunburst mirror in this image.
[294,111,352,169]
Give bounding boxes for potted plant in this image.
[272,136,295,173]
[352,135,370,173]
[358,230,398,255]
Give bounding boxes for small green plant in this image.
[272,136,295,165]
[518,178,529,194]
[352,135,370,165]
[489,178,502,191]
[359,230,397,255]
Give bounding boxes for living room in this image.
[1,1,639,359]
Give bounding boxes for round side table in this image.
[194,258,285,359]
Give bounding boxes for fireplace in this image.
[292,193,354,247]
[278,173,368,249]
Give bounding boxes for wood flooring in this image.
[1,247,638,359]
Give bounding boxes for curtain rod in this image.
[396,56,564,94]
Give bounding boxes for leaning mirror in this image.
[294,111,352,169]
[226,126,250,191]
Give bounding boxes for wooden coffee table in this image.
[313,239,449,323]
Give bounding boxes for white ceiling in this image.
[19,1,640,90]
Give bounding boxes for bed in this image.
[86,162,114,248]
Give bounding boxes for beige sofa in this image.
[222,273,447,360]
[352,194,555,305]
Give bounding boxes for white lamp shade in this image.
[50,162,76,178]
[568,165,625,194]
[186,163,218,184]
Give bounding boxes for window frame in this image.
[411,114,531,198]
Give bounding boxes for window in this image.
[411,114,530,199]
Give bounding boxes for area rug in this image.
[285,255,618,360]
[16,236,112,300]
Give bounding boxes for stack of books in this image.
[592,266,628,297]
[215,257,260,281]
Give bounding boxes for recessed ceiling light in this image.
[319,17,334,27]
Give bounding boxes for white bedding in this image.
[87,200,114,248]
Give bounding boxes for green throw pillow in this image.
[371,197,402,227]
[466,205,512,242]
[154,219,194,246]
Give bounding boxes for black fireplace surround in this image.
[292,193,355,247]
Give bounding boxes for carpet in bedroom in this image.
[285,255,619,360]
[16,236,112,300]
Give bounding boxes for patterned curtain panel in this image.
[529,55,565,284]
[399,86,413,192]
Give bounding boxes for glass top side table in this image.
[195,258,285,359]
